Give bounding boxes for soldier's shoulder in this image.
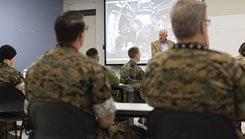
[207,49,234,62]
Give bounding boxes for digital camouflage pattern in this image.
[25,45,146,139]
[25,45,112,116]
[119,60,145,103]
[0,62,24,89]
[101,65,121,102]
[143,43,245,126]
[120,60,144,84]
[234,55,245,69]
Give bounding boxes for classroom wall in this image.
[63,0,245,77]
[0,0,63,72]
[206,0,245,16]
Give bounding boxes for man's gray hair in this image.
[159,29,168,35]
[171,0,206,39]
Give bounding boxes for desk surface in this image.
[115,103,153,117]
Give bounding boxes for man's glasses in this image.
[205,19,211,26]
[84,25,89,31]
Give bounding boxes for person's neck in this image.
[177,35,205,45]
[3,60,11,66]
[130,58,138,63]
[70,41,81,51]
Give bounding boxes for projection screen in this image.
[104,0,177,65]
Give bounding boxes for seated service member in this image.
[151,29,175,57]
[120,47,144,103]
[142,0,245,138]
[120,47,144,84]
[0,44,25,138]
[0,44,25,92]
[25,11,116,138]
[86,48,119,87]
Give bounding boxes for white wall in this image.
[64,0,105,64]
[206,0,245,16]
[64,0,245,77]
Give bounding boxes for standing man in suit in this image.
[151,29,175,57]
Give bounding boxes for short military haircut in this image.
[171,0,206,40]
[128,47,139,58]
[239,42,245,56]
[55,11,85,46]
[86,48,98,59]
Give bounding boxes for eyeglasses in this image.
[84,25,89,31]
[205,19,211,26]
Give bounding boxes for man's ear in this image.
[200,21,206,34]
[79,32,84,40]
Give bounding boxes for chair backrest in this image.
[147,108,237,139]
[0,86,25,113]
[28,101,97,139]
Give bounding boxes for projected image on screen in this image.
[105,0,177,65]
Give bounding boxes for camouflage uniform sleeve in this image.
[90,63,116,118]
[92,97,115,118]
[11,69,25,91]
[102,66,119,86]
[135,65,144,80]
[232,60,245,114]
[120,65,133,84]
[142,59,158,107]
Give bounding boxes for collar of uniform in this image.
[172,43,208,50]
[56,44,77,52]
[0,62,9,67]
[129,60,137,64]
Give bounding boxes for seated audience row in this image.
[1,0,245,139]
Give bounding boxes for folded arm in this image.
[93,97,116,129]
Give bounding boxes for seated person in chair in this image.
[119,47,145,103]
[86,48,121,102]
[0,44,25,138]
[25,11,146,139]
[86,48,119,87]
[142,0,245,139]
[120,47,145,124]
[0,44,25,92]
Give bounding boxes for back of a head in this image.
[55,11,85,46]
[128,47,139,59]
[239,42,245,56]
[171,0,207,40]
[86,48,98,60]
[0,44,17,62]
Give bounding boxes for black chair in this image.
[27,101,97,139]
[0,86,26,139]
[147,108,237,139]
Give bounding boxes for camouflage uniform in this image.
[101,65,121,103]
[143,43,245,138]
[0,62,24,90]
[119,60,144,103]
[0,62,25,138]
[101,65,119,87]
[25,45,116,139]
[234,55,245,69]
